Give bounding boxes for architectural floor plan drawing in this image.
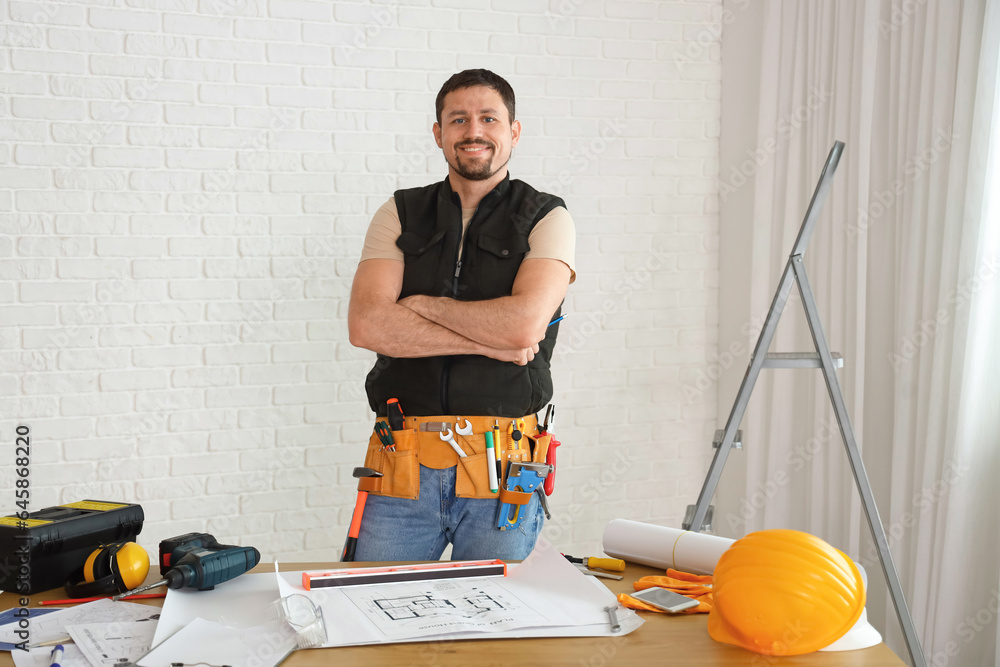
[342,577,551,639]
[375,588,505,621]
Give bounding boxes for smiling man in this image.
[347,69,576,561]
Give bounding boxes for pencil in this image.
[39,593,167,606]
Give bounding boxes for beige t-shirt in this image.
[360,197,577,283]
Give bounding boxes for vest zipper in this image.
[453,200,483,295]
[443,200,482,414]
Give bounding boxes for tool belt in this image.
[359,414,551,502]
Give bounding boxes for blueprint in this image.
[0,599,159,647]
[67,620,158,667]
[340,577,548,639]
[0,608,59,651]
[154,539,644,649]
[10,644,91,667]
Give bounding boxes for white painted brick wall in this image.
[1,0,721,563]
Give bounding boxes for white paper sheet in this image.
[340,576,549,639]
[150,570,280,648]
[67,620,158,667]
[0,599,159,648]
[0,608,59,652]
[291,538,643,646]
[137,618,296,667]
[153,538,642,651]
[11,644,90,667]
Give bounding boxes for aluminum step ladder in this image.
[683,142,925,667]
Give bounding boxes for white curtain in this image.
[729,0,1000,663]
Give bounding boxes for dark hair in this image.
[435,69,516,124]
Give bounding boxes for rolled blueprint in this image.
[602,519,734,575]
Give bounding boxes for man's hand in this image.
[350,260,545,364]
[349,259,486,359]
[489,342,540,366]
[395,258,571,350]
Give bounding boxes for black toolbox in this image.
[0,500,144,595]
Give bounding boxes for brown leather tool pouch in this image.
[450,431,492,498]
[362,415,541,501]
[361,428,418,500]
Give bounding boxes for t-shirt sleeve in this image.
[359,198,577,283]
[359,197,403,263]
[526,206,576,283]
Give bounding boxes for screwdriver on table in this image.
[563,554,627,572]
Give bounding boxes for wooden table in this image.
[2,562,906,666]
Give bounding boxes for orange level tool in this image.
[305,559,506,589]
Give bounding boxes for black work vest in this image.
[365,175,566,418]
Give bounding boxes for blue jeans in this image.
[353,464,545,561]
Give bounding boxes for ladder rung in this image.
[761,352,843,368]
[712,429,742,450]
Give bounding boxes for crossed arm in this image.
[348,258,571,366]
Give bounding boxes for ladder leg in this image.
[687,259,797,532]
[793,257,926,667]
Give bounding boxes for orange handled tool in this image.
[564,554,626,572]
[342,467,382,562]
[540,405,560,496]
[386,398,405,430]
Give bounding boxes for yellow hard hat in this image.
[707,529,865,656]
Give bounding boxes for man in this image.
[347,69,575,561]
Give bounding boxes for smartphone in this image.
[630,587,699,613]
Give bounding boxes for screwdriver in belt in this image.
[563,554,626,572]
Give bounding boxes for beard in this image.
[449,141,510,181]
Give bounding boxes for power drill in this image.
[113,532,260,600]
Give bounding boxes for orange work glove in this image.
[618,568,715,614]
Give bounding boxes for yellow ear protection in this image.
[64,542,150,598]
